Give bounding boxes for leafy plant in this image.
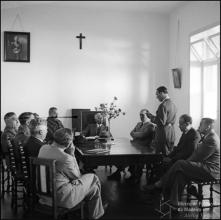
[95,96,126,122]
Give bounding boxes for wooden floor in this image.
[1,166,220,219]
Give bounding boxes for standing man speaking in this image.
[147,86,177,156]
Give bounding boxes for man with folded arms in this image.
[127,109,155,183]
[38,128,107,219]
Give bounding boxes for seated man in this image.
[45,107,64,144]
[127,109,155,182]
[108,109,155,181]
[24,117,47,158]
[14,112,35,146]
[38,128,106,219]
[145,118,220,209]
[1,112,20,164]
[162,114,200,169]
[82,112,110,138]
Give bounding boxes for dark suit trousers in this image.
[161,160,215,206]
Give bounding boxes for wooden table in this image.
[75,137,163,167]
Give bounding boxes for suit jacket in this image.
[151,98,177,155]
[130,121,155,145]
[38,144,82,208]
[14,124,31,146]
[24,136,44,158]
[188,130,220,178]
[1,127,17,155]
[82,123,108,137]
[168,128,200,163]
[45,117,64,143]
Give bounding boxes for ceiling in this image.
[1,1,187,14]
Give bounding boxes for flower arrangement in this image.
[95,96,126,123]
[95,97,125,138]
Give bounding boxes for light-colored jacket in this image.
[38,144,82,208]
[188,130,220,178]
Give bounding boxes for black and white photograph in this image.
[4,31,30,62]
[1,1,220,220]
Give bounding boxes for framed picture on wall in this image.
[4,31,30,62]
[172,68,181,88]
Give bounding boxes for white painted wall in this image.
[168,1,220,142]
[1,4,169,138]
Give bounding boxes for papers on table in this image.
[83,148,110,154]
[85,136,99,140]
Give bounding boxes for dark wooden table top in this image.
[75,137,162,166]
[76,137,156,156]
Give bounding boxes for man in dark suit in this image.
[14,112,35,146]
[162,114,200,168]
[24,117,47,158]
[146,118,220,209]
[45,107,64,144]
[147,86,177,156]
[1,112,20,166]
[82,113,109,138]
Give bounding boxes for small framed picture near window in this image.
[172,68,181,88]
[4,31,30,62]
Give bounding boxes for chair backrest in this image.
[17,143,29,180]
[30,157,57,218]
[6,136,17,176]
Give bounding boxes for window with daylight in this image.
[190,25,220,135]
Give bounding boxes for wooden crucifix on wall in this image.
[76,33,86,49]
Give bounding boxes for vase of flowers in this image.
[95,96,126,138]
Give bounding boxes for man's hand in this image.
[146,111,153,118]
[163,157,172,163]
[65,142,75,156]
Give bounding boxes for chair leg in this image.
[81,202,84,219]
[186,184,191,208]
[1,165,5,197]
[209,183,213,208]
[198,184,203,214]
[6,170,11,192]
[11,178,15,208]
[14,179,18,213]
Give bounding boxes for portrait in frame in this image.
[172,68,182,88]
[4,31,30,62]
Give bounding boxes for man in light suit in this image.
[146,118,220,209]
[147,86,177,156]
[38,128,106,219]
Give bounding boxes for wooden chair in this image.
[17,143,31,211]
[186,178,220,218]
[29,157,84,219]
[7,138,27,212]
[0,132,12,198]
[1,155,12,198]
